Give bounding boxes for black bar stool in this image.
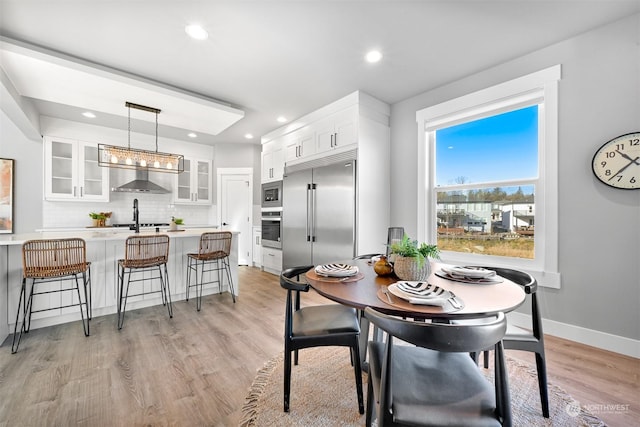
[12,238,91,353]
[186,231,236,311]
[117,234,172,329]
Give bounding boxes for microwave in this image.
[261,180,283,208]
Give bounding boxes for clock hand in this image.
[608,156,640,181]
[615,150,640,165]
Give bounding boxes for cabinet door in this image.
[194,159,212,204]
[314,106,358,154]
[173,158,212,204]
[78,142,109,201]
[175,158,193,202]
[44,137,78,200]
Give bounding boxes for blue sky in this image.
[435,105,538,186]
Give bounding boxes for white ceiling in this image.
[1,1,638,146]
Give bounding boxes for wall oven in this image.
[261,181,283,209]
[261,210,282,249]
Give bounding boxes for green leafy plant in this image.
[390,234,440,267]
[172,217,184,225]
[89,212,107,220]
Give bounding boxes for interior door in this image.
[218,169,253,266]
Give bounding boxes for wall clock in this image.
[591,132,640,190]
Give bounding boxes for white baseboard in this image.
[508,312,640,359]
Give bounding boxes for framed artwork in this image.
[0,158,14,234]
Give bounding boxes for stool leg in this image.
[197,259,204,311]
[223,257,236,303]
[11,278,29,353]
[86,267,92,320]
[162,263,173,318]
[118,266,132,330]
[74,273,90,337]
[186,257,192,302]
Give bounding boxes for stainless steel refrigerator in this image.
[282,160,356,269]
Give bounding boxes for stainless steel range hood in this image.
[111,168,170,194]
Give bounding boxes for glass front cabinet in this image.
[173,158,212,204]
[44,136,109,202]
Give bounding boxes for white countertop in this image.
[0,227,238,246]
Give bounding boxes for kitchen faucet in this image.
[132,198,139,233]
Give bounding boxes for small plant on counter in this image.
[89,212,107,220]
[172,217,184,225]
[390,234,440,268]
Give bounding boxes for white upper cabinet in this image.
[44,136,109,202]
[174,158,212,204]
[261,140,284,182]
[314,105,358,155]
[285,126,315,163]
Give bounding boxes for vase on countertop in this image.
[169,219,177,231]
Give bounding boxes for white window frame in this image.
[416,65,561,288]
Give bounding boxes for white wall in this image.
[0,110,42,234]
[390,15,640,345]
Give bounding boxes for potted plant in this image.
[390,234,440,281]
[89,212,106,227]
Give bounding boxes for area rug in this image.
[240,347,606,427]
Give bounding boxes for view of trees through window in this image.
[434,106,538,259]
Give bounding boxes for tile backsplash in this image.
[43,192,215,229]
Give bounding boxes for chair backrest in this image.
[353,253,382,260]
[364,306,506,353]
[198,231,232,258]
[471,266,542,340]
[123,235,170,268]
[22,238,88,279]
[280,265,314,340]
[280,265,314,292]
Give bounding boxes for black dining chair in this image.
[466,267,549,418]
[364,307,511,427]
[279,266,364,414]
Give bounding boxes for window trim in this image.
[416,65,561,288]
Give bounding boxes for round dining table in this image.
[305,258,526,321]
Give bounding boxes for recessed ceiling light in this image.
[188,132,197,138]
[245,133,254,139]
[277,116,287,123]
[365,50,382,63]
[185,24,208,40]
[82,112,96,118]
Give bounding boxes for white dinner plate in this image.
[315,263,359,277]
[388,282,451,304]
[441,266,496,279]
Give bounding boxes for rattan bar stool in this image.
[117,234,173,329]
[186,231,236,311]
[12,238,91,353]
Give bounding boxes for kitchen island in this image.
[0,228,239,345]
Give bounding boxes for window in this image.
[416,65,561,288]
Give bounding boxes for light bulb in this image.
[110,155,118,163]
[126,157,132,165]
[166,162,173,170]
[154,160,160,168]
[140,159,147,167]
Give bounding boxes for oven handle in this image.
[261,217,281,221]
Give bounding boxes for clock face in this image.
[591,132,640,190]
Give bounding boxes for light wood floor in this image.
[0,266,637,426]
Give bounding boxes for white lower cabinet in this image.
[252,227,262,267]
[261,247,282,275]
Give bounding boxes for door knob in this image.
[222,222,229,226]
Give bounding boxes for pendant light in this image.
[98,102,184,173]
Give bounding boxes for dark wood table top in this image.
[306,259,526,320]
